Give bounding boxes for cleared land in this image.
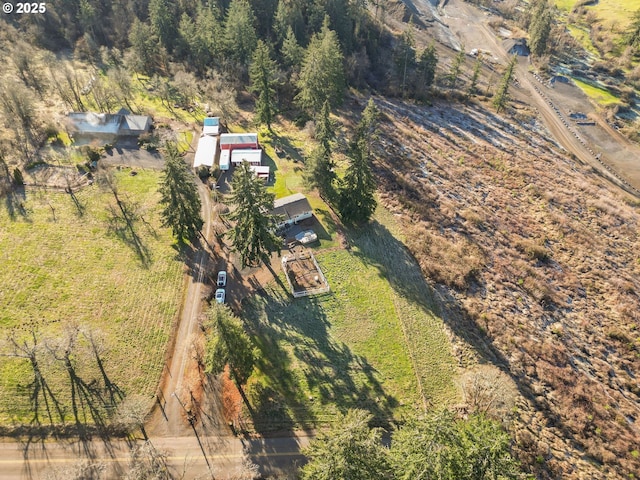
[239,206,459,432]
[374,96,640,478]
[0,170,183,426]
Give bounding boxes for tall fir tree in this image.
[528,0,553,57]
[281,26,304,71]
[449,46,466,89]
[304,101,337,201]
[159,142,203,243]
[493,56,517,112]
[223,0,258,66]
[149,0,178,54]
[204,304,258,393]
[295,18,346,115]
[338,99,379,225]
[249,40,278,130]
[301,410,392,480]
[227,161,281,268]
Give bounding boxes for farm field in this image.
[0,169,184,426]
[240,205,459,431]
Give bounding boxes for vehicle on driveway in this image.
[215,288,226,304]
[295,230,318,245]
[217,270,227,287]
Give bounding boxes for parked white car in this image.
[217,270,227,287]
[215,288,226,304]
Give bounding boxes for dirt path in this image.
[146,179,218,438]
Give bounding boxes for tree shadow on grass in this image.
[4,185,31,221]
[242,283,397,434]
[106,198,152,268]
[345,219,588,457]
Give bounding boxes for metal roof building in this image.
[193,135,217,168]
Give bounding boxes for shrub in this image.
[12,168,24,186]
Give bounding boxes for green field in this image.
[240,205,459,431]
[555,0,640,28]
[0,170,183,426]
[572,77,622,105]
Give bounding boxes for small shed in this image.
[272,193,313,229]
[219,149,230,171]
[231,148,262,167]
[193,135,217,168]
[250,165,270,180]
[219,133,259,151]
[504,38,530,56]
[203,117,220,136]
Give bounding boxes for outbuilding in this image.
[219,149,230,171]
[203,117,220,136]
[250,165,270,180]
[219,133,259,151]
[272,193,313,230]
[231,148,262,167]
[193,135,217,168]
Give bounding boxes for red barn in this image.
[219,133,259,151]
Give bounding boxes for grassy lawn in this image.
[566,25,600,57]
[589,0,640,30]
[572,77,622,106]
[240,205,459,431]
[0,170,184,425]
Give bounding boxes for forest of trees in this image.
[2,0,443,113]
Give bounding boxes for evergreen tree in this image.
[417,43,438,88]
[128,19,162,75]
[204,304,258,390]
[304,101,337,201]
[389,410,522,479]
[338,99,379,225]
[249,40,278,130]
[467,56,482,99]
[300,409,392,480]
[281,26,304,71]
[149,0,178,54]
[493,56,517,112]
[223,0,258,66]
[296,19,346,115]
[528,0,553,57]
[227,161,281,268]
[449,46,466,89]
[158,142,203,243]
[395,20,416,97]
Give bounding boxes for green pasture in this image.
[572,77,622,105]
[240,206,459,431]
[0,170,183,426]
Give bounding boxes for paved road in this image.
[0,434,310,479]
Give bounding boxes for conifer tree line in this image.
[4,0,443,106]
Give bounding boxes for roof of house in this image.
[120,114,151,132]
[194,135,217,168]
[272,193,312,219]
[67,111,151,136]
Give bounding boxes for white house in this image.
[272,193,313,229]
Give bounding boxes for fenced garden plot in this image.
[281,250,330,298]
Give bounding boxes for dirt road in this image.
[437,0,640,196]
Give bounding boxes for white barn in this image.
[231,149,262,167]
[193,135,217,168]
